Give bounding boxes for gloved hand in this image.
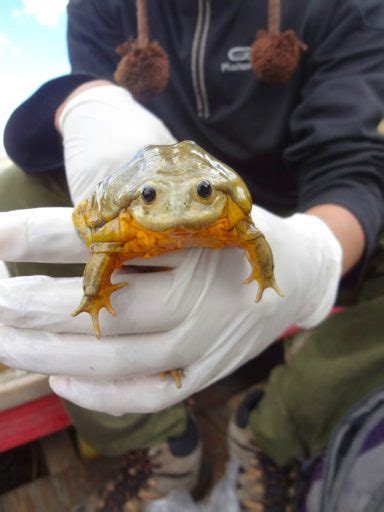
[58,84,176,204]
[0,205,342,415]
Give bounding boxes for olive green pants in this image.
[248,234,384,466]
[1,164,383,466]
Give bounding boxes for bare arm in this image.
[306,204,365,275]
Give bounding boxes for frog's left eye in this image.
[196,180,212,199]
[141,185,157,203]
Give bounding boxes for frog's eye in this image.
[141,185,157,204]
[196,180,212,199]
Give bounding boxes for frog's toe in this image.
[255,281,284,302]
[243,272,255,286]
[102,282,128,315]
[243,272,284,302]
[71,296,91,318]
[72,281,127,338]
[243,269,264,289]
[71,296,103,338]
[159,369,183,389]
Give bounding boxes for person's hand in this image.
[0,205,341,415]
[57,83,176,204]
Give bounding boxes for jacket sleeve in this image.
[285,0,384,259]
[4,0,126,173]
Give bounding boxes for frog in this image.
[72,140,283,388]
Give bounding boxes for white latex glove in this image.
[59,84,176,204]
[0,206,342,415]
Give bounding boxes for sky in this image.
[0,0,70,156]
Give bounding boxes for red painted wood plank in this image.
[0,394,71,453]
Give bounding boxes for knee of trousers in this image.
[0,163,71,212]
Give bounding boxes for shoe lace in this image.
[97,450,155,511]
[239,452,300,512]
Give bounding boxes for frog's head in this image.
[113,141,252,232]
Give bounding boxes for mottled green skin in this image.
[81,140,253,233]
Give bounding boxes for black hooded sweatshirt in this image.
[4,0,384,260]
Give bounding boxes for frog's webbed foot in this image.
[159,369,184,389]
[72,248,127,338]
[244,265,283,302]
[72,282,127,338]
[237,220,284,302]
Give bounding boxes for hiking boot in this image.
[73,415,205,512]
[228,388,300,512]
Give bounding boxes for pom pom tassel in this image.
[251,0,308,84]
[114,0,169,101]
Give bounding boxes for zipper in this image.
[191,0,211,119]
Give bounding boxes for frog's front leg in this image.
[72,243,127,338]
[237,220,283,302]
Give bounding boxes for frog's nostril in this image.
[141,185,157,203]
[196,180,212,199]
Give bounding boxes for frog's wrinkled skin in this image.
[72,140,282,388]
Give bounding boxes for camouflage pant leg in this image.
[0,164,187,456]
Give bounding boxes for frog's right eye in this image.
[196,180,212,199]
[141,185,156,204]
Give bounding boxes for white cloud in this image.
[0,32,14,59]
[15,0,69,28]
[0,32,11,50]
[11,8,22,19]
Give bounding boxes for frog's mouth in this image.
[132,210,225,232]
[130,195,227,232]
